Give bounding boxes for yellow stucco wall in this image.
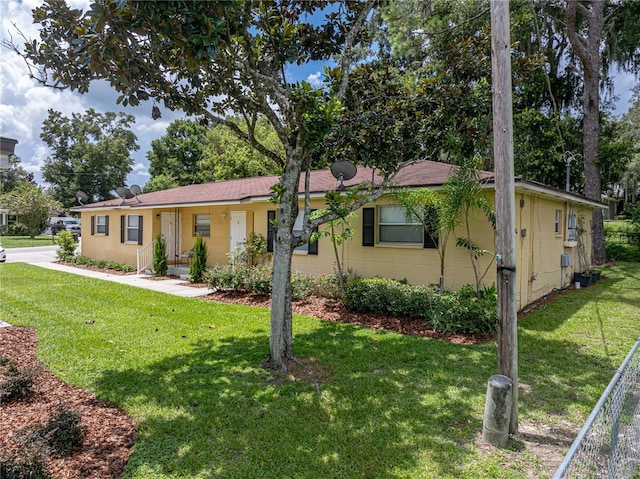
[79,189,596,310]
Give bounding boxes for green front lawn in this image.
[1,262,638,478]
[0,235,58,248]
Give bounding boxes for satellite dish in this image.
[75,190,89,205]
[129,184,142,203]
[330,161,357,191]
[115,186,132,205]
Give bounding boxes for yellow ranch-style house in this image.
[72,160,604,310]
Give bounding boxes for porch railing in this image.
[136,240,156,274]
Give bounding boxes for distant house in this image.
[1,137,19,229]
[72,160,604,310]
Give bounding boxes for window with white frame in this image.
[567,210,577,241]
[194,214,211,237]
[126,215,140,243]
[555,210,562,235]
[378,205,422,244]
[96,215,108,235]
[292,210,318,254]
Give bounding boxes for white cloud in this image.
[306,72,324,89]
[0,0,183,188]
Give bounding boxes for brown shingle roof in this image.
[77,160,495,210]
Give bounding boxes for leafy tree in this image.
[541,0,640,263]
[147,119,208,186]
[40,108,139,209]
[448,156,496,296]
[15,0,410,371]
[200,116,282,182]
[0,183,62,238]
[142,174,180,194]
[310,191,358,297]
[615,86,640,204]
[0,155,34,193]
[396,156,495,295]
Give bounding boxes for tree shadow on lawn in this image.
[92,319,498,478]
[89,314,627,479]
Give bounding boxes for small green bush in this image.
[55,231,77,261]
[41,404,84,457]
[313,270,355,300]
[189,234,208,283]
[6,222,28,236]
[152,234,168,276]
[606,243,640,262]
[206,263,272,295]
[246,266,272,295]
[237,232,269,266]
[344,278,435,316]
[0,361,39,403]
[425,286,497,334]
[66,256,136,273]
[0,448,50,479]
[291,272,314,301]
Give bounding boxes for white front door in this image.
[229,211,246,259]
[161,212,182,263]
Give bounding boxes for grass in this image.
[1,262,639,478]
[0,235,58,248]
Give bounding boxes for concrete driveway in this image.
[3,245,59,264]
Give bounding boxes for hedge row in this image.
[344,278,496,334]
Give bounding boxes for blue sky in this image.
[0,0,635,192]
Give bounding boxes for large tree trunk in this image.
[264,155,302,372]
[566,0,607,264]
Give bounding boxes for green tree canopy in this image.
[0,155,34,193]
[16,0,400,371]
[200,116,282,182]
[142,174,180,194]
[0,183,62,238]
[40,108,139,209]
[147,119,208,186]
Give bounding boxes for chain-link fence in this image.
[553,338,640,479]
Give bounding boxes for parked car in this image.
[51,219,81,236]
[0,244,5,263]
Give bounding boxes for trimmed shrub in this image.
[344,278,497,334]
[291,272,314,301]
[0,361,39,403]
[0,448,50,479]
[606,242,640,262]
[41,404,84,457]
[67,256,136,273]
[6,222,28,236]
[189,233,208,283]
[344,278,435,316]
[152,234,168,276]
[206,263,272,295]
[55,231,77,261]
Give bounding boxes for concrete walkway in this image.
[34,261,216,298]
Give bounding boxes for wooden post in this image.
[490,0,518,435]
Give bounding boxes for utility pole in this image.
[490,0,518,435]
